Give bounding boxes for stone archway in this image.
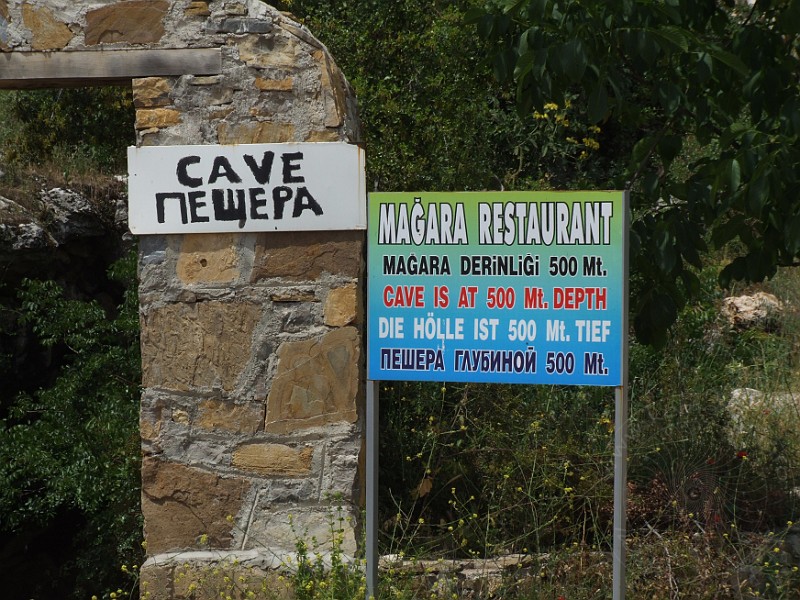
[1,1,365,596]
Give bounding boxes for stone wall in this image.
[1,1,364,597]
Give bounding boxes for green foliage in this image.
[0,251,142,598]
[0,87,134,174]
[280,0,607,193]
[471,0,800,344]
[379,382,615,557]
[290,510,367,600]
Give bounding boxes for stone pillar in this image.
[130,7,365,599]
[1,1,364,597]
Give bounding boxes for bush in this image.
[0,251,143,599]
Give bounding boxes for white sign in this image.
[127,142,366,234]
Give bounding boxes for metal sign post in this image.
[366,380,379,599]
[613,384,629,600]
[612,190,630,600]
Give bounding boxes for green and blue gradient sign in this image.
[367,191,626,385]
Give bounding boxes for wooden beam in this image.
[0,48,222,89]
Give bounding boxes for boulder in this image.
[721,292,783,330]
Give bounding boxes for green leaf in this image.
[519,26,540,55]
[501,0,527,14]
[675,222,703,269]
[680,270,702,297]
[477,14,496,39]
[532,47,549,78]
[587,83,608,124]
[634,291,678,347]
[657,81,681,115]
[720,122,751,149]
[780,0,800,35]
[727,158,741,192]
[527,0,548,19]
[463,7,487,24]
[643,171,660,200]
[637,29,661,65]
[560,38,588,83]
[649,25,689,53]
[747,174,769,214]
[652,225,677,274]
[514,50,536,79]
[630,135,655,174]
[719,256,747,287]
[707,45,748,76]
[657,134,682,170]
[695,52,712,83]
[745,249,774,282]
[784,214,800,256]
[493,48,517,82]
[711,215,745,247]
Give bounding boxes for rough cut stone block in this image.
[322,438,363,498]
[236,33,300,69]
[22,5,72,50]
[0,1,8,20]
[189,75,223,86]
[135,107,182,130]
[324,285,358,327]
[140,406,163,447]
[208,107,235,121]
[232,443,314,476]
[315,50,347,129]
[142,458,249,553]
[139,563,174,600]
[255,76,294,92]
[85,0,168,45]
[196,399,264,435]
[266,327,359,434]
[141,301,262,392]
[251,231,363,281]
[224,2,248,16]
[306,129,342,142]
[217,121,296,144]
[269,289,317,303]
[244,506,357,556]
[207,17,273,34]
[176,233,240,284]
[132,77,173,108]
[185,1,211,17]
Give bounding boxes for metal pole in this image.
[612,385,628,600]
[366,379,379,600]
[612,190,631,600]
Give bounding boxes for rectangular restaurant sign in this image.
[127,142,366,234]
[367,191,626,385]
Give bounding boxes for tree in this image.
[280,0,578,192]
[469,0,800,344]
[0,252,142,599]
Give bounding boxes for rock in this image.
[39,187,108,244]
[232,443,314,476]
[265,327,360,434]
[728,388,800,430]
[85,0,169,45]
[728,388,800,468]
[141,457,249,553]
[140,300,263,393]
[22,4,73,50]
[721,291,784,330]
[324,285,358,327]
